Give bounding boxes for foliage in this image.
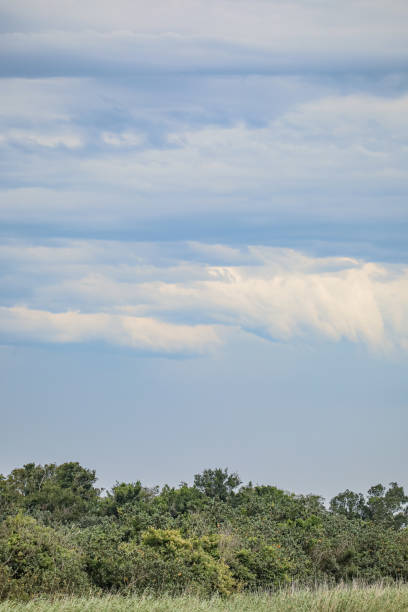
[0,514,89,601]
[330,482,408,529]
[121,528,237,596]
[0,463,100,524]
[194,469,241,502]
[1,462,408,600]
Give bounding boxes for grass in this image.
[1,584,408,612]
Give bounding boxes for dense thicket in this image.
[0,463,407,600]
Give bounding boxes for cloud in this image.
[0,30,406,79]
[1,92,407,230]
[0,305,220,354]
[126,254,408,352]
[1,240,407,354]
[193,262,399,350]
[1,1,407,77]
[0,129,82,148]
[0,1,407,327]
[101,131,145,147]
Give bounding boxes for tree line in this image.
[0,463,407,599]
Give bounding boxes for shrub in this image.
[228,542,292,589]
[0,514,89,600]
[120,528,237,596]
[76,520,131,591]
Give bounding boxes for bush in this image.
[229,543,292,589]
[0,514,89,600]
[76,520,131,591]
[121,529,237,596]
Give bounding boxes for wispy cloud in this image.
[1,241,407,353]
[1,92,407,234]
[0,129,83,148]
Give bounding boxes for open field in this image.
[1,585,408,612]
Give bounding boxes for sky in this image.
[1,0,407,501]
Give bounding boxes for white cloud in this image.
[0,77,406,230]
[1,240,407,354]
[101,131,145,147]
[194,262,392,349]
[74,93,408,217]
[0,129,82,148]
[0,306,220,354]
[123,256,408,352]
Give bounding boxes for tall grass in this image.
[1,584,408,612]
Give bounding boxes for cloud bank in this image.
[1,241,407,354]
[1,1,407,77]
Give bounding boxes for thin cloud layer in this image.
[1,90,407,232]
[1,30,407,78]
[1,1,407,76]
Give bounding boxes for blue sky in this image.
[1,0,407,500]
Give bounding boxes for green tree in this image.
[158,483,205,517]
[3,462,100,523]
[330,489,366,520]
[330,483,408,529]
[366,482,408,529]
[103,481,143,517]
[194,468,241,501]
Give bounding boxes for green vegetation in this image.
[0,463,407,602]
